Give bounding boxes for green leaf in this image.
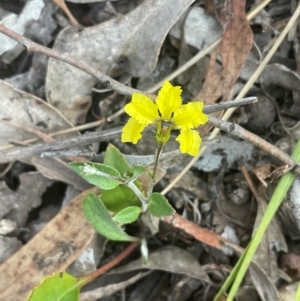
[129,165,146,180]
[101,184,141,213]
[104,144,130,176]
[148,193,174,217]
[113,206,141,224]
[26,272,82,301]
[83,193,138,241]
[69,162,122,190]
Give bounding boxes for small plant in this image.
[26,81,209,300]
[68,81,208,244]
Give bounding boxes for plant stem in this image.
[149,143,165,196]
[127,181,148,212]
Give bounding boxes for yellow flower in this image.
[121,81,209,156]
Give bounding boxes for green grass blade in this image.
[224,139,300,301]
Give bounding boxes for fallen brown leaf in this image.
[0,187,98,301]
[195,0,253,104]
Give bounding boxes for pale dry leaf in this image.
[0,80,74,146]
[46,0,194,124]
[0,187,97,301]
[80,272,150,301]
[108,245,210,282]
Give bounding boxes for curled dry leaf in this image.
[46,0,194,124]
[195,0,253,104]
[0,187,97,301]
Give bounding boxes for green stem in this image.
[295,282,300,301]
[127,181,148,212]
[148,142,165,197]
[220,139,300,301]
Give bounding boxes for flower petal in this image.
[156,81,182,120]
[121,118,147,144]
[176,129,202,156]
[124,93,159,125]
[172,102,209,130]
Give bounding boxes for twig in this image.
[240,166,265,204]
[209,115,300,173]
[161,213,223,249]
[0,127,122,164]
[0,25,154,99]
[203,97,257,114]
[84,242,139,284]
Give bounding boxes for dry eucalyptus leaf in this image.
[195,0,253,104]
[109,245,210,283]
[46,0,194,124]
[0,188,97,301]
[80,272,150,301]
[0,80,73,146]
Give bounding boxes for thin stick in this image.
[0,127,122,164]
[0,25,154,99]
[203,97,257,114]
[82,242,139,285]
[209,115,300,172]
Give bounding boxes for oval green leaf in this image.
[83,193,138,241]
[26,272,81,301]
[69,162,122,190]
[113,206,141,224]
[104,144,130,176]
[148,192,174,217]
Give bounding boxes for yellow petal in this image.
[156,81,182,120]
[172,102,209,130]
[121,118,147,144]
[176,130,202,156]
[124,93,159,125]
